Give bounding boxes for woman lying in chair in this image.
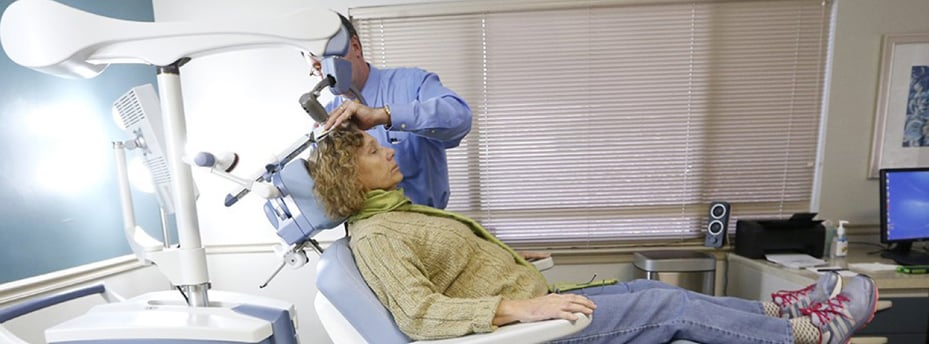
[307,123,879,344]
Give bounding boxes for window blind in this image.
[352,0,831,246]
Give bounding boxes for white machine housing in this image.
[0,0,349,343]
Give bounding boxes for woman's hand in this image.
[519,251,551,262]
[493,293,596,326]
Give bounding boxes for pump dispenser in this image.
[834,220,849,257]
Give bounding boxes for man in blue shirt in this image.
[318,14,472,209]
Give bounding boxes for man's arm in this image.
[324,71,472,147]
[385,72,472,147]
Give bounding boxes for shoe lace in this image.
[801,294,850,325]
[771,283,815,305]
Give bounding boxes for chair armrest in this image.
[0,284,107,323]
[531,257,554,272]
[413,313,591,344]
[0,284,122,344]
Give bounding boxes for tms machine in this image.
[0,0,353,342]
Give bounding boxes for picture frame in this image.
[868,33,929,179]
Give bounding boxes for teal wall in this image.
[0,0,171,284]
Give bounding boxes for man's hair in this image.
[337,13,358,39]
[306,123,367,219]
[336,13,363,56]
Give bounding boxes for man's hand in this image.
[325,100,389,131]
[493,294,596,326]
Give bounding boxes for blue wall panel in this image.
[0,0,170,284]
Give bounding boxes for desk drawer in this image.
[855,297,929,342]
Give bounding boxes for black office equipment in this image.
[704,201,730,248]
[734,214,825,259]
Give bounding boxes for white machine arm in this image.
[0,0,343,78]
[0,0,349,307]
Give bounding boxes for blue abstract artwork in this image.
[903,65,929,147]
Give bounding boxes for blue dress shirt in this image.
[327,65,472,209]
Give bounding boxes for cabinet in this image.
[855,297,929,343]
[726,253,929,344]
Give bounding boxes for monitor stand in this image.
[881,242,929,266]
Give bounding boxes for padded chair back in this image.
[264,158,344,245]
[316,237,410,344]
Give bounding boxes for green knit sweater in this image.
[349,210,550,340]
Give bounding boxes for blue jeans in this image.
[549,279,793,344]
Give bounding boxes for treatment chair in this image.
[316,238,593,343]
[268,158,703,344]
[266,158,591,343]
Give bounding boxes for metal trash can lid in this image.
[633,250,715,272]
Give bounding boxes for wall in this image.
[817,0,929,227]
[0,0,165,285]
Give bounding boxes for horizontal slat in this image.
[357,0,828,244]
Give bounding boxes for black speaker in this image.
[704,201,730,248]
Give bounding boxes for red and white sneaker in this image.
[805,275,879,344]
[771,271,842,318]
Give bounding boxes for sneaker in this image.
[803,275,879,344]
[771,271,842,318]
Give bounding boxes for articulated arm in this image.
[0,0,348,78]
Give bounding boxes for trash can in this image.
[633,250,716,295]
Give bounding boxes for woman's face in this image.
[355,131,402,191]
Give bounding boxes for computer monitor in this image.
[879,167,929,266]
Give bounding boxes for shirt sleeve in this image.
[351,233,500,340]
[386,72,473,148]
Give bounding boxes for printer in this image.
[734,213,826,259]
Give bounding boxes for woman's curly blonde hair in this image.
[306,124,367,219]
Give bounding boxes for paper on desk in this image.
[848,262,899,272]
[805,266,858,277]
[765,253,826,269]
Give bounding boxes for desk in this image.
[726,252,929,343]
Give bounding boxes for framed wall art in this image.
[869,33,929,178]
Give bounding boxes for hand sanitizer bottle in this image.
[832,220,849,267]
[834,221,849,257]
